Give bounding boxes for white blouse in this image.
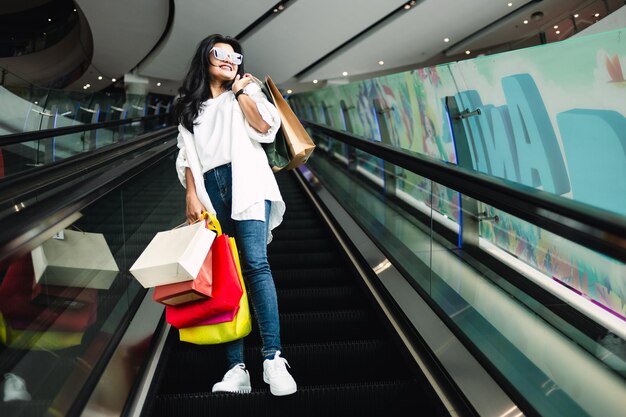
[176,82,285,242]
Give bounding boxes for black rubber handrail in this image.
[0,126,178,209]
[0,113,171,146]
[302,120,626,263]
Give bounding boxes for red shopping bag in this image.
[165,214,243,329]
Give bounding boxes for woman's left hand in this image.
[232,73,253,93]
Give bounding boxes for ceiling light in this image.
[465,50,471,55]
[73,8,76,12]
[508,2,512,6]
[378,60,384,65]
[313,79,318,84]
[556,30,560,34]
[48,18,52,22]
[574,14,579,18]
[278,4,285,10]
[444,37,450,42]
[594,13,600,17]
[523,20,529,24]
[342,71,348,76]
[83,86,88,90]
[273,8,278,13]
[34,101,38,104]
[554,25,558,29]
[404,4,411,10]
[287,89,293,94]
[86,84,90,87]
[157,82,161,86]
[112,78,116,82]
[98,76,102,80]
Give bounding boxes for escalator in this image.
[140,171,449,417]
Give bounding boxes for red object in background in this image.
[0,253,98,332]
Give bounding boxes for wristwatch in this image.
[234,89,247,100]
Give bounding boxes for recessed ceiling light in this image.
[287,89,293,94]
[508,2,512,6]
[83,86,88,90]
[73,8,76,12]
[112,78,116,82]
[465,50,471,55]
[342,71,348,76]
[278,4,285,10]
[404,4,411,10]
[48,18,52,22]
[556,30,560,34]
[378,60,384,65]
[444,37,450,42]
[523,20,529,24]
[34,101,38,105]
[157,82,161,86]
[313,79,318,84]
[98,76,102,80]
[574,14,579,18]
[86,84,90,87]
[594,13,600,17]
[554,25,558,29]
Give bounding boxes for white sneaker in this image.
[263,351,297,396]
[3,373,31,402]
[212,363,251,394]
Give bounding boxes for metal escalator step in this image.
[151,380,428,417]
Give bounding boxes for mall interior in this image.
[0,1,625,416]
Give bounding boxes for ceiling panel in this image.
[303,0,537,83]
[241,0,408,84]
[138,0,277,80]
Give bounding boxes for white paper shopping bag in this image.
[31,230,119,289]
[129,221,216,288]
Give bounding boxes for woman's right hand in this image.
[186,192,206,224]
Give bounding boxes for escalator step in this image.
[275,286,365,312]
[152,380,427,417]
[160,339,408,394]
[271,267,353,288]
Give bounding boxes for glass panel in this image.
[306,141,626,417]
[0,153,184,417]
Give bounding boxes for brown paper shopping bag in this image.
[265,76,316,170]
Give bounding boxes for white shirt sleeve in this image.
[242,82,281,143]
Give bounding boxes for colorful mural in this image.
[291,28,626,322]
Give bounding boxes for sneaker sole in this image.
[212,386,252,394]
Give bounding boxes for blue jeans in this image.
[203,163,281,369]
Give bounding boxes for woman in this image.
[174,34,296,396]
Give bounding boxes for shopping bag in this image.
[152,245,213,306]
[31,229,119,289]
[165,214,243,329]
[130,220,216,288]
[264,75,316,170]
[179,237,252,344]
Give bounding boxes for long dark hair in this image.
[175,34,245,132]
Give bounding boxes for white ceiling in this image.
[69,0,623,95]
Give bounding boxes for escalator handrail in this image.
[0,113,171,146]
[302,119,626,263]
[0,126,178,208]
[0,133,178,264]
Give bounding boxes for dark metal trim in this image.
[236,0,297,41]
[302,120,626,263]
[0,113,170,145]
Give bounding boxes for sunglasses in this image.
[210,47,243,65]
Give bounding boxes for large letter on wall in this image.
[558,109,626,215]
[502,74,570,194]
[455,91,490,173]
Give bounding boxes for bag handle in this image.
[201,212,222,236]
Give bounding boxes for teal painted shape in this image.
[502,74,570,194]
[558,109,626,215]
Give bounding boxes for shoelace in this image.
[267,352,291,375]
[222,364,245,381]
